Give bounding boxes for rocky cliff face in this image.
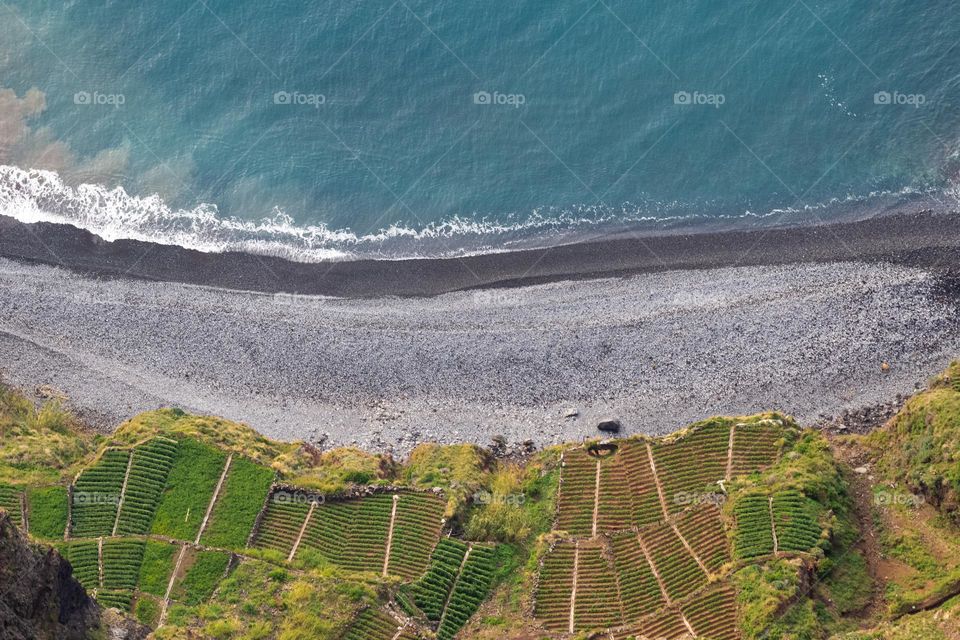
[0,511,100,640]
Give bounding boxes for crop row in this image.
[618,441,665,528]
[610,606,689,640]
[642,520,708,602]
[609,533,666,623]
[0,483,23,528]
[772,490,823,553]
[385,493,446,579]
[115,438,179,536]
[571,539,624,631]
[556,448,597,537]
[102,538,146,590]
[72,449,130,538]
[437,544,498,640]
[96,589,133,612]
[681,585,739,640]
[651,423,730,515]
[252,498,310,555]
[342,607,405,640]
[733,494,774,559]
[674,504,730,573]
[407,538,468,621]
[534,541,576,630]
[730,421,783,477]
[596,455,634,532]
[63,540,100,590]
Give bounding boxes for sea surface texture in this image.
[0,1,958,260]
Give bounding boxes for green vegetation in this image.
[102,538,146,590]
[62,539,99,590]
[25,485,67,539]
[151,437,226,540]
[437,544,498,639]
[0,482,23,528]
[406,538,468,620]
[97,589,133,611]
[174,549,231,605]
[115,437,179,535]
[71,448,129,538]
[134,595,161,627]
[138,539,178,597]
[200,456,274,549]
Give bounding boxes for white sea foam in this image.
[0,164,940,263]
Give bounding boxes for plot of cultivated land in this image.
[25,485,68,539]
[682,585,740,640]
[772,490,823,553]
[134,593,162,627]
[729,420,784,477]
[596,454,634,532]
[618,441,665,528]
[652,423,731,514]
[437,544,498,640]
[62,540,99,590]
[102,538,146,590]
[151,438,227,541]
[170,548,231,605]
[573,539,624,631]
[611,606,690,640]
[534,541,576,631]
[295,492,444,578]
[610,532,666,623]
[71,448,130,538]
[252,495,310,556]
[0,483,23,528]
[642,520,708,602]
[138,540,178,597]
[406,538,469,621]
[199,456,274,549]
[556,448,596,537]
[342,607,406,640]
[115,437,178,535]
[674,504,731,573]
[733,494,775,559]
[383,492,446,580]
[96,589,133,612]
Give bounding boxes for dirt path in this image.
[725,423,737,481]
[195,454,233,545]
[592,460,601,537]
[97,536,104,588]
[681,612,697,636]
[382,494,400,577]
[637,533,671,606]
[670,522,710,577]
[646,443,670,520]
[159,543,189,626]
[111,451,135,536]
[440,543,472,628]
[288,500,316,562]
[569,541,580,634]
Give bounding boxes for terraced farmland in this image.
[407,538,469,621]
[674,503,730,573]
[618,441,667,527]
[652,423,731,514]
[534,541,576,631]
[71,448,130,538]
[772,490,823,553]
[96,589,133,612]
[26,485,68,539]
[63,539,100,590]
[200,456,274,549]
[682,585,740,640]
[572,539,624,631]
[0,483,23,528]
[386,492,447,579]
[343,607,410,640]
[730,420,784,477]
[251,495,311,556]
[114,438,178,536]
[611,606,690,640]
[150,438,227,541]
[733,494,775,559]
[610,532,666,622]
[102,538,146,590]
[556,448,597,536]
[596,453,634,532]
[642,519,708,602]
[436,544,498,640]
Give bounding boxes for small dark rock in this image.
[597,419,622,433]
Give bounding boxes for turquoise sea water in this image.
[0,1,958,259]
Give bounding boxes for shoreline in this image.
[1,208,959,298]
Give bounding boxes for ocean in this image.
[0,0,957,260]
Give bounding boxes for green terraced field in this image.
[252,495,310,556]
[534,541,576,631]
[407,538,469,621]
[151,438,226,541]
[96,589,133,612]
[63,540,99,590]
[772,490,823,553]
[610,532,666,623]
[652,423,731,515]
[25,485,68,539]
[730,421,784,477]
[173,549,231,605]
[436,544,498,640]
[342,607,405,640]
[682,585,739,640]
[114,438,178,536]
[200,456,274,549]
[138,539,178,597]
[733,494,775,559]
[71,449,129,538]
[555,448,596,536]
[0,483,23,528]
[102,538,146,590]
[642,520,708,602]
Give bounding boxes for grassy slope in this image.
[200,456,275,549]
